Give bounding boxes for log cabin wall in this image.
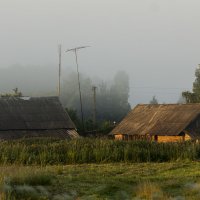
[114,134,151,141]
[115,134,123,140]
[154,133,191,143]
[157,136,185,143]
[114,133,192,142]
[111,104,200,142]
[184,134,191,141]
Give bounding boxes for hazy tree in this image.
[193,65,200,95]
[149,96,158,104]
[95,71,131,122]
[108,71,131,121]
[182,91,198,103]
[61,70,131,131]
[182,65,200,103]
[177,95,186,104]
[1,87,22,97]
[66,108,80,126]
[60,71,93,121]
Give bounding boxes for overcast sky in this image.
[0,0,200,105]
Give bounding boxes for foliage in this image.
[102,71,131,122]
[0,138,199,165]
[182,65,200,103]
[61,71,92,120]
[98,120,115,134]
[1,88,22,98]
[65,108,83,131]
[61,71,131,124]
[182,91,199,103]
[149,95,158,104]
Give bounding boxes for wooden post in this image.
[58,44,62,97]
[92,86,97,130]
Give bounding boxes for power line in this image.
[130,86,191,90]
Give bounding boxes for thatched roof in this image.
[111,104,200,137]
[0,96,76,130]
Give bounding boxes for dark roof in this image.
[0,129,79,140]
[0,96,76,130]
[111,104,200,137]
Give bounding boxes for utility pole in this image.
[92,86,97,130]
[66,46,90,132]
[58,44,62,97]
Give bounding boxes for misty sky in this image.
[1,0,200,106]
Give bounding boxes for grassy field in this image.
[1,162,200,199]
[0,138,199,165]
[1,138,200,199]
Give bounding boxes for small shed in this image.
[110,104,200,142]
[0,96,79,140]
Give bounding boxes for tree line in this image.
[182,64,200,103]
[60,70,131,133]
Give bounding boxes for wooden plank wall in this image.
[157,136,184,143]
[115,135,123,140]
[114,134,151,141]
[114,134,192,142]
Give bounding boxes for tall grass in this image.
[0,138,199,165]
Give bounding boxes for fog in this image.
[0,0,199,106]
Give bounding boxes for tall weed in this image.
[0,138,199,165]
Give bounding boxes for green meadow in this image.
[1,162,200,199]
[1,138,200,199]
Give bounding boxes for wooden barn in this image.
[110,104,200,142]
[0,96,79,140]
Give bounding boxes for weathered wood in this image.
[0,97,79,140]
[111,104,200,140]
[115,134,123,140]
[114,133,192,143]
[157,136,184,143]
